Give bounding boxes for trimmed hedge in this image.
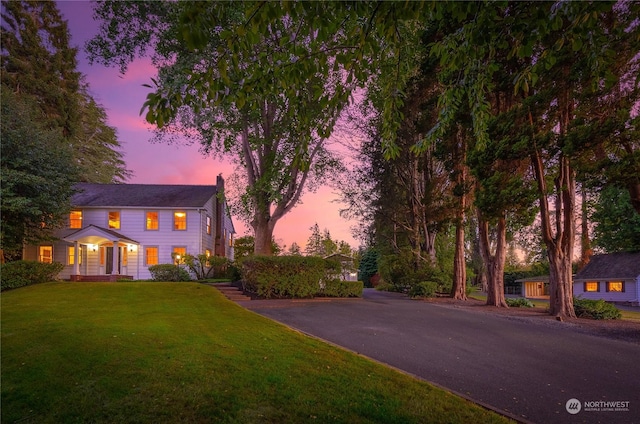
[242,256,363,299]
[408,281,439,299]
[148,264,192,282]
[1,260,64,291]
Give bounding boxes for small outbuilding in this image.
[573,252,640,306]
[514,276,549,299]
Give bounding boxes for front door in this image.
[105,246,121,275]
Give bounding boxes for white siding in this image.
[573,279,638,303]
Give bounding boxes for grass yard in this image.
[1,282,510,424]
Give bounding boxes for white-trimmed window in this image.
[174,211,187,230]
[69,210,83,229]
[172,246,187,264]
[39,246,53,263]
[146,211,159,230]
[145,247,159,266]
[206,215,212,235]
[68,246,82,265]
[108,211,121,229]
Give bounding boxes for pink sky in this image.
[57,1,360,251]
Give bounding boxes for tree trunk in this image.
[450,127,468,300]
[580,184,592,268]
[451,219,467,300]
[253,214,274,255]
[478,211,508,307]
[531,148,577,319]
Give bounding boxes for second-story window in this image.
[108,211,120,229]
[206,216,212,235]
[69,210,82,229]
[174,211,187,230]
[146,211,159,230]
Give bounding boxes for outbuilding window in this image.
[584,281,600,292]
[606,281,624,292]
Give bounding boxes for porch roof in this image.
[62,225,139,245]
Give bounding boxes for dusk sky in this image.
[56,1,360,251]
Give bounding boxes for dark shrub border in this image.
[242,256,363,299]
[1,260,64,291]
[148,264,192,282]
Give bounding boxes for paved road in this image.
[242,289,640,424]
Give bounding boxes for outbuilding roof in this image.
[72,183,218,208]
[574,252,640,280]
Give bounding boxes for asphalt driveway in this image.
[242,289,640,424]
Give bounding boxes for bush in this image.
[573,297,622,320]
[148,264,192,282]
[409,281,439,299]
[183,254,230,280]
[1,260,64,291]
[505,297,534,308]
[319,279,364,297]
[241,256,360,299]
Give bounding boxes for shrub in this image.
[148,264,191,282]
[242,256,325,298]
[573,297,621,320]
[241,256,360,299]
[183,254,229,280]
[319,279,364,297]
[505,297,534,308]
[1,260,64,291]
[409,281,439,299]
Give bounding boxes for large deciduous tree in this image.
[88,1,353,254]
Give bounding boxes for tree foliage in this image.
[1,0,130,184]
[592,186,640,253]
[0,88,78,260]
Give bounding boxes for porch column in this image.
[73,240,80,276]
[112,239,120,275]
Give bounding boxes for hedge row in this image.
[1,260,64,291]
[241,256,363,299]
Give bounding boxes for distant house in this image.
[23,176,235,281]
[324,253,358,281]
[514,276,549,298]
[573,252,640,306]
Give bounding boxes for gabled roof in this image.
[72,183,217,208]
[63,225,139,245]
[574,252,640,280]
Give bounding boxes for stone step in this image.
[210,284,251,301]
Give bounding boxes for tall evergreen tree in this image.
[1,0,130,183]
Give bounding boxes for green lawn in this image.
[1,282,510,424]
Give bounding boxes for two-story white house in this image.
[23,176,235,281]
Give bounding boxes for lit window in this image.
[206,216,212,235]
[68,246,82,265]
[174,211,186,230]
[229,233,233,247]
[607,281,624,292]
[122,247,128,266]
[205,249,211,257]
[584,281,599,292]
[108,211,120,229]
[39,246,53,263]
[69,210,82,229]
[145,247,158,266]
[172,246,187,264]
[146,211,159,230]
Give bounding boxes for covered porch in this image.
[63,225,139,281]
